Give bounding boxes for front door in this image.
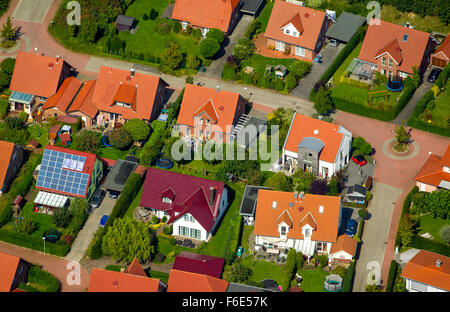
[322,167,329,178]
[304,163,312,173]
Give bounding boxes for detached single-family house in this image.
[0,140,24,195]
[9,51,72,116]
[171,0,242,36]
[176,84,246,144]
[401,250,450,292]
[431,36,450,68]
[139,168,228,242]
[253,189,347,259]
[42,77,99,128]
[358,20,436,80]
[263,0,334,61]
[283,113,352,178]
[167,269,229,292]
[88,258,167,292]
[173,252,225,279]
[346,184,367,204]
[34,145,103,214]
[0,252,31,292]
[92,66,167,128]
[414,145,450,192]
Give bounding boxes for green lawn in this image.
[155,235,195,263]
[241,225,253,253]
[147,270,169,284]
[118,0,200,59]
[20,202,57,239]
[124,186,143,219]
[256,1,274,33]
[241,54,295,78]
[418,80,450,129]
[98,146,131,160]
[295,268,328,292]
[418,214,450,245]
[240,257,286,286]
[27,124,49,147]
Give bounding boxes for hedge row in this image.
[395,186,419,247]
[385,260,398,292]
[310,26,366,100]
[89,173,143,259]
[0,229,70,257]
[342,260,355,292]
[407,117,450,137]
[410,236,450,257]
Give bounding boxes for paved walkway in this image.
[65,197,116,262]
[0,241,89,292]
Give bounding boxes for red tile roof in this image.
[254,190,341,243]
[401,250,450,291]
[433,36,450,60]
[43,77,82,112]
[265,0,328,51]
[59,132,71,143]
[177,84,242,131]
[92,66,165,121]
[330,234,358,256]
[167,269,229,292]
[414,145,450,188]
[126,258,148,277]
[358,20,431,74]
[0,140,15,191]
[375,39,403,65]
[10,51,67,98]
[173,252,225,278]
[67,80,98,118]
[36,145,98,198]
[0,252,21,292]
[88,268,162,292]
[284,113,344,163]
[171,0,240,33]
[139,168,225,233]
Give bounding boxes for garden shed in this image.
[115,15,135,32]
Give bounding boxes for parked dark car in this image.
[351,155,367,166]
[428,68,442,83]
[90,188,106,209]
[108,190,120,199]
[345,219,357,237]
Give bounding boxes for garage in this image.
[431,36,450,68]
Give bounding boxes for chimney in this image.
[319,205,324,214]
[131,67,135,77]
[209,187,215,206]
[436,259,442,267]
[56,55,60,64]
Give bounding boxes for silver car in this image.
[90,188,106,209]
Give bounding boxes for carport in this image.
[326,12,366,46]
[240,0,265,16]
[102,159,138,193]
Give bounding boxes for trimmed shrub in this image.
[199,38,220,59]
[206,28,224,44]
[25,265,61,292]
[341,261,355,292]
[169,237,177,245]
[385,260,397,292]
[222,64,236,80]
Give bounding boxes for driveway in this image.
[353,182,402,292]
[65,196,116,262]
[12,0,53,23]
[291,43,345,99]
[202,15,254,79]
[344,161,375,188]
[392,67,435,125]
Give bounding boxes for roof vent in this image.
[131,67,135,77]
[272,201,277,209]
[298,206,304,212]
[299,191,305,199]
[126,76,131,81]
[436,259,442,267]
[289,202,294,207]
[112,279,119,288]
[319,205,324,214]
[294,191,298,199]
[49,63,54,69]
[402,34,409,42]
[313,129,319,135]
[305,13,310,18]
[219,105,224,111]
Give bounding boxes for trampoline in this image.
[156,158,173,169]
[387,80,403,92]
[102,130,113,147]
[324,274,343,292]
[43,229,60,243]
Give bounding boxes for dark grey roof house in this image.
[102,159,138,192]
[326,12,366,44]
[115,15,135,32]
[346,184,367,202]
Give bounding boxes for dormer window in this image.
[293,31,298,37]
[280,226,287,236]
[285,29,290,35]
[115,101,131,108]
[162,197,172,204]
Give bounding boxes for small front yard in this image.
[416,80,450,129]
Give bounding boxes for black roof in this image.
[239,185,272,216]
[326,12,366,43]
[227,282,277,292]
[102,159,138,192]
[241,0,265,14]
[115,15,135,27]
[125,155,140,163]
[347,184,367,197]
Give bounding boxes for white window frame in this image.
[295,46,306,57]
[181,21,188,30]
[381,57,387,67]
[276,41,285,51]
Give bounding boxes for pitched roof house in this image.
[167,269,229,292]
[414,145,450,192]
[88,259,166,292]
[0,140,24,195]
[93,66,167,128]
[329,234,358,263]
[9,51,71,115]
[173,252,225,278]
[358,20,435,79]
[140,168,228,242]
[34,146,104,212]
[253,190,343,257]
[401,250,450,292]
[432,36,450,68]
[264,0,333,61]
[171,0,242,35]
[283,113,352,178]
[176,84,246,144]
[0,252,30,292]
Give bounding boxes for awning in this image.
[34,191,69,208]
[9,91,34,104]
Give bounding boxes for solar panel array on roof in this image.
[36,149,90,196]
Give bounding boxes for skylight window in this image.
[402,34,409,42]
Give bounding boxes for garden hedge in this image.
[410,236,450,257]
[407,117,450,137]
[385,260,398,292]
[342,261,355,292]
